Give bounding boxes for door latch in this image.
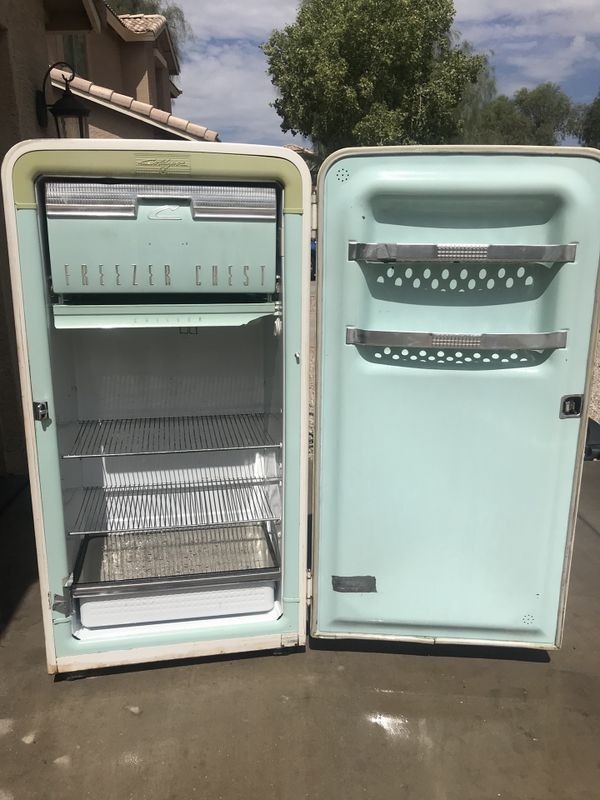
[560,395,583,418]
[33,401,49,422]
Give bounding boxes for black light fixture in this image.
[36,61,90,138]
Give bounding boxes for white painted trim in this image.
[54,633,300,674]
[312,629,557,650]
[82,0,102,33]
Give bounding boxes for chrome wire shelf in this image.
[73,523,279,592]
[69,482,279,536]
[63,413,280,458]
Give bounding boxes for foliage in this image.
[581,92,600,148]
[108,0,192,59]
[461,83,577,145]
[451,43,496,143]
[262,0,485,154]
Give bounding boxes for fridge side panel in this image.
[2,171,58,672]
[312,146,600,647]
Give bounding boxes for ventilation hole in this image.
[441,268,450,280]
[501,357,509,363]
[455,360,463,365]
[428,355,435,361]
[386,267,394,278]
[464,356,472,362]
[473,353,481,359]
[455,351,463,358]
[437,351,445,357]
[498,267,506,278]
[506,277,514,288]
[394,277,402,286]
[374,352,382,358]
[517,266,525,278]
[524,275,533,286]
[413,278,421,288]
[520,357,528,362]
[392,354,400,360]
[431,278,439,289]
[479,268,487,279]
[522,614,535,625]
[460,268,468,279]
[336,168,350,182]
[405,267,413,278]
[376,275,384,283]
[409,354,417,361]
[401,349,409,356]
[483,357,491,363]
[492,353,499,360]
[447,355,454,361]
[486,278,495,289]
[423,268,431,279]
[467,279,476,290]
[383,347,391,355]
[418,350,427,357]
[449,279,457,290]
[510,353,518,360]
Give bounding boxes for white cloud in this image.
[177,0,300,43]
[174,41,291,144]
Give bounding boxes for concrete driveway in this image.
[0,464,599,800]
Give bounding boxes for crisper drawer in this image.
[43,180,278,293]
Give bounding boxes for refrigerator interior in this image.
[48,320,284,635]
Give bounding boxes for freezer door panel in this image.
[313,150,600,646]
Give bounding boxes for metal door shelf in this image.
[62,412,281,458]
[348,242,577,263]
[67,481,280,536]
[71,522,280,598]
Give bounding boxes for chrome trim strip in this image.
[348,242,578,263]
[346,327,568,350]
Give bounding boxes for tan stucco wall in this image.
[86,25,126,92]
[0,0,51,474]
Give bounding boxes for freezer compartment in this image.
[43,180,279,294]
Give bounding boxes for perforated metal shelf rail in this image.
[69,480,279,536]
[63,413,280,458]
[71,523,280,597]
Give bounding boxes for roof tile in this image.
[50,68,219,142]
[118,13,166,36]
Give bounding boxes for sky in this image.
[172,0,600,145]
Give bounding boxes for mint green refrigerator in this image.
[2,141,599,674]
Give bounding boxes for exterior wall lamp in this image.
[36,62,90,138]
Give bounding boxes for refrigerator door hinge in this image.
[306,569,313,606]
[51,578,72,616]
[33,401,49,422]
[280,632,300,647]
[311,190,318,238]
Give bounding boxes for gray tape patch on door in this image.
[332,575,377,593]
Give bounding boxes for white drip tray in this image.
[78,582,276,629]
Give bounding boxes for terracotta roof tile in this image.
[50,68,219,142]
[118,13,166,36]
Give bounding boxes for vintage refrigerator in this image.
[2,140,599,674]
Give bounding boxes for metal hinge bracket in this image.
[311,190,317,238]
[51,577,72,616]
[33,401,49,422]
[280,632,300,647]
[306,569,313,606]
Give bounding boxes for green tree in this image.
[581,92,600,148]
[262,0,484,155]
[452,44,496,143]
[461,82,576,145]
[109,0,191,59]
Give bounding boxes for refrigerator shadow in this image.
[0,481,37,637]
